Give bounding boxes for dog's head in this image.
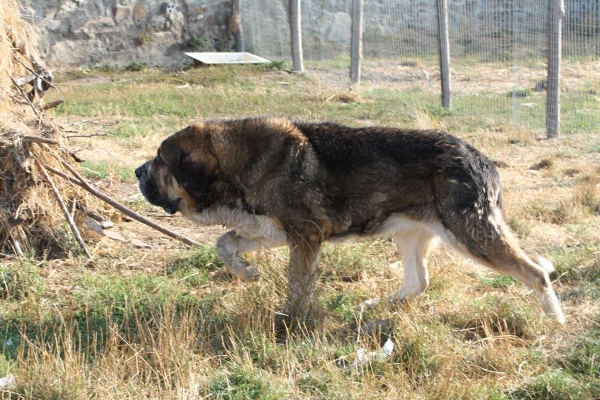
[135,124,220,215]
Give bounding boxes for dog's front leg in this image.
[282,227,322,329]
[216,231,262,280]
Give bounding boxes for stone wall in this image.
[24,0,236,68]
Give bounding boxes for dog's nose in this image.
[135,166,143,179]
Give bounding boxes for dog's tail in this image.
[432,155,564,324]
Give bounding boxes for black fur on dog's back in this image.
[292,121,503,237]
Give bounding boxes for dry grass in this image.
[0,64,599,399]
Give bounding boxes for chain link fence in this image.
[242,0,600,134]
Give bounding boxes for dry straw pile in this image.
[0,0,102,257]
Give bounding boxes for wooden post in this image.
[290,0,303,73]
[230,0,245,52]
[436,0,451,109]
[350,0,364,84]
[546,0,565,139]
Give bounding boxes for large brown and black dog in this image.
[135,117,564,326]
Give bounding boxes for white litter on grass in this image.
[5,338,13,347]
[0,374,15,389]
[350,339,395,368]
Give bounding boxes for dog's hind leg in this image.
[390,231,436,301]
[216,231,283,281]
[362,229,435,307]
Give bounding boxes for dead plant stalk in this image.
[42,160,202,248]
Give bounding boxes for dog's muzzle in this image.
[135,160,180,215]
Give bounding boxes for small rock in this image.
[100,220,114,229]
[113,6,131,22]
[85,218,105,236]
[133,3,148,21]
[131,239,151,249]
[104,230,127,242]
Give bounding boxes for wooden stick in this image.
[43,163,202,247]
[43,100,64,110]
[43,164,83,185]
[36,161,91,258]
[10,74,41,123]
[10,95,28,105]
[69,151,85,163]
[67,133,110,139]
[23,136,58,145]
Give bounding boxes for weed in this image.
[393,331,439,383]
[0,354,13,375]
[72,273,194,321]
[297,371,332,398]
[508,370,591,400]
[187,34,205,49]
[507,88,533,98]
[137,31,151,46]
[548,244,599,282]
[530,158,555,170]
[124,62,147,72]
[207,368,287,399]
[563,332,600,377]
[0,259,45,301]
[321,290,364,324]
[264,60,287,70]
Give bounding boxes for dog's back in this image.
[294,121,502,228]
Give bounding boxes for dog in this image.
[135,117,565,326]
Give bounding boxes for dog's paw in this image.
[231,259,260,281]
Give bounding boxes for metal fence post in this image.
[230,0,244,52]
[546,0,565,138]
[290,0,303,73]
[350,0,364,84]
[436,0,451,109]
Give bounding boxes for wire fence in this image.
[242,0,600,134]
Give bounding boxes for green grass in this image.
[563,331,600,378]
[168,246,223,288]
[81,160,136,182]
[47,65,600,136]
[508,370,597,400]
[476,273,518,289]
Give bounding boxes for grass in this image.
[1,62,599,398]
[81,160,136,182]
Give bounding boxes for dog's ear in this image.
[159,125,220,199]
